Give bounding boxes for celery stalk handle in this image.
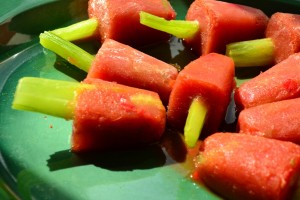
[226,38,275,67]
[40,31,94,72]
[51,18,98,42]
[12,77,94,120]
[184,98,207,148]
[139,11,199,39]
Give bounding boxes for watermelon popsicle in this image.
[234,52,300,109]
[140,0,268,55]
[39,31,178,105]
[193,132,300,200]
[237,98,300,144]
[226,12,300,67]
[167,53,235,147]
[51,0,176,47]
[12,77,166,152]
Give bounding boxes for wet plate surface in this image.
[0,0,300,199]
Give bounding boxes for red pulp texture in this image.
[185,0,268,55]
[195,133,300,200]
[167,53,235,137]
[88,0,176,47]
[266,12,300,64]
[87,39,178,105]
[238,97,300,144]
[72,78,166,152]
[235,52,300,109]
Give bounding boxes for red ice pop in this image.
[235,52,300,109]
[266,12,300,64]
[87,39,178,104]
[72,78,166,151]
[12,77,166,152]
[39,32,178,105]
[167,53,235,146]
[140,0,268,55]
[237,97,300,144]
[185,0,268,55]
[227,12,300,67]
[194,132,300,200]
[52,0,176,47]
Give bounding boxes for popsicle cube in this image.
[167,53,235,137]
[235,52,300,109]
[226,12,300,67]
[73,78,166,152]
[88,0,176,47]
[87,39,179,104]
[185,0,268,55]
[12,77,166,152]
[237,98,300,144]
[194,133,300,200]
[266,12,300,64]
[40,32,179,105]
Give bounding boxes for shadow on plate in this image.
[235,66,268,81]
[53,55,87,82]
[47,130,188,172]
[47,144,166,172]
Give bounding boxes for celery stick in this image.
[51,18,98,41]
[226,38,275,67]
[12,77,93,120]
[184,98,207,148]
[140,11,199,39]
[39,31,94,72]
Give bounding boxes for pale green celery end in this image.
[226,38,275,67]
[39,31,94,72]
[184,98,207,148]
[51,18,98,41]
[12,77,83,120]
[139,11,199,39]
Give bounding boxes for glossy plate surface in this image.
[0,0,300,200]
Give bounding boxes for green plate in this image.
[0,1,300,200]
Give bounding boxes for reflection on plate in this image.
[0,0,300,200]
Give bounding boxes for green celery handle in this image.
[51,18,98,41]
[226,38,275,67]
[12,77,87,119]
[140,11,199,39]
[184,98,207,148]
[39,31,94,72]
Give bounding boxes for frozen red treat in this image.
[167,53,235,136]
[265,12,300,64]
[235,52,300,109]
[237,97,300,144]
[185,0,268,55]
[87,39,178,104]
[72,78,166,152]
[194,132,300,200]
[88,0,176,47]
